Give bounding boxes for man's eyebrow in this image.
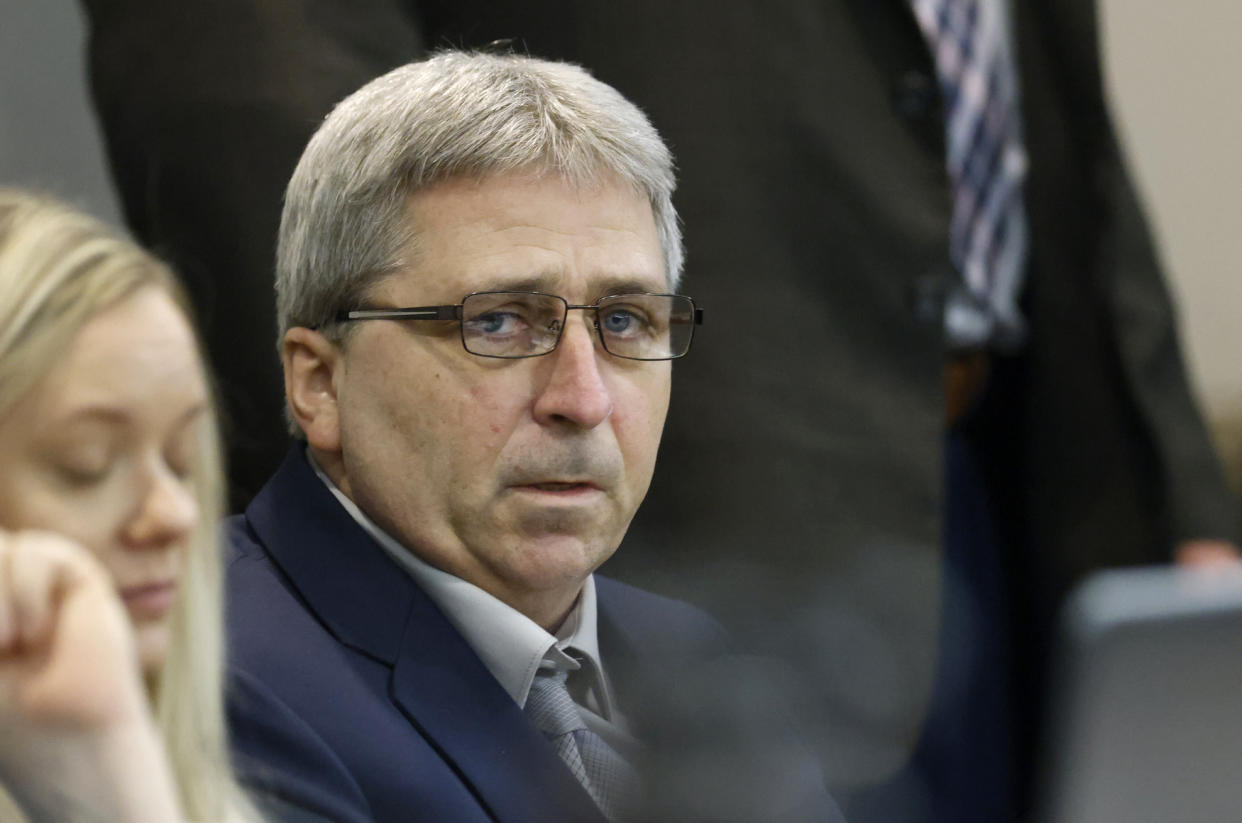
[593,277,667,296]
[469,273,668,297]
[476,274,552,293]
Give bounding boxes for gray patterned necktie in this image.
[525,668,640,821]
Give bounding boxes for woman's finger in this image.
[9,534,70,651]
[0,534,14,652]
[1,531,108,656]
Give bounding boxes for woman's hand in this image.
[0,530,183,823]
[0,530,144,726]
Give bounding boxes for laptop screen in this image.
[1037,565,1242,823]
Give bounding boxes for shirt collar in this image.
[305,449,615,716]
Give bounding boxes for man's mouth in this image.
[528,482,595,492]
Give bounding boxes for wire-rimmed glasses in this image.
[335,291,703,361]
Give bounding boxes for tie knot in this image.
[526,669,588,738]
[524,667,642,821]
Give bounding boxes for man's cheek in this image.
[465,386,521,442]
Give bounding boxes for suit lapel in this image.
[391,594,607,823]
[248,449,606,823]
[246,449,414,661]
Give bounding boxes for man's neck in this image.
[305,444,585,631]
[307,444,351,496]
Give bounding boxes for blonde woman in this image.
[0,189,258,822]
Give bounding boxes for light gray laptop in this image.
[1037,565,1242,823]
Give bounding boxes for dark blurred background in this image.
[2,0,1237,492]
[4,3,1241,822]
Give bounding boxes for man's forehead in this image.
[370,264,669,304]
[406,184,656,246]
[381,175,667,299]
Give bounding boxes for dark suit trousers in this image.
[848,389,1016,823]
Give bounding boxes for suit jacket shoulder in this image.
[225,450,841,822]
[224,450,606,822]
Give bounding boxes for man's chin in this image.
[503,529,619,584]
[504,488,622,536]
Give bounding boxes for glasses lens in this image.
[460,292,565,357]
[596,294,695,360]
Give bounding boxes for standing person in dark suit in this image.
[221,51,839,823]
[83,2,1239,820]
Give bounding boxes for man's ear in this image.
[283,327,344,453]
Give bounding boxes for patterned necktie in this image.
[910,0,1029,348]
[525,668,641,821]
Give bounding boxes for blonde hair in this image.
[0,189,256,821]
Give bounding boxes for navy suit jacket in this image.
[224,449,840,822]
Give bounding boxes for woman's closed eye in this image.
[50,443,118,488]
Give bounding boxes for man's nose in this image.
[532,315,614,428]
[122,463,200,549]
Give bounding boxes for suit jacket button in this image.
[909,269,952,325]
[893,71,939,121]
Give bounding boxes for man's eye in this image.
[470,311,525,336]
[601,308,647,336]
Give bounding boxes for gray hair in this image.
[275,50,683,349]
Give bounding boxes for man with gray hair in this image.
[223,51,840,823]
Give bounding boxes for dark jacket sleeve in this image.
[1066,0,1238,545]
[1014,0,1239,563]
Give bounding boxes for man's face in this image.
[323,172,670,626]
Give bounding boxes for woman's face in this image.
[0,286,208,673]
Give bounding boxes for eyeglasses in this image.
[335,291,704,360]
